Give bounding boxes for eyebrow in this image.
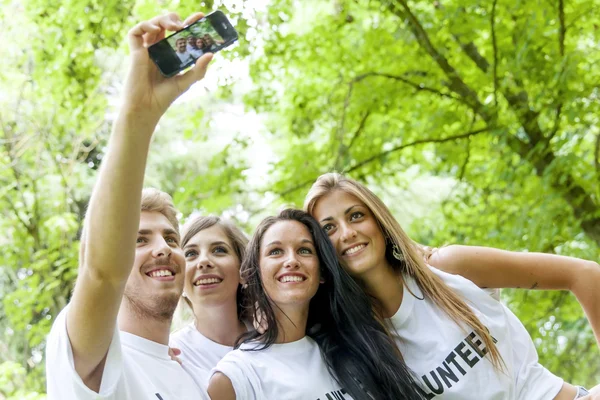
[265,239,314,247]
[138,228,179,237]
[319,205,361,222]
[183,241,230,250]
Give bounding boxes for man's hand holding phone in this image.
[123,12,213,124]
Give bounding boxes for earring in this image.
[182,292,188,298]
[392,244,404,262]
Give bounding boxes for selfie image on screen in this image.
[167,20,226,65]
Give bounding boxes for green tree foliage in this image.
[0,0,252,394]
[244,0,600,385]
[0,0,598,394]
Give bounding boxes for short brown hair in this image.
[141,188,179,236]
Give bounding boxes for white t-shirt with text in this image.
[170,323,233,389]
[389,267,563,400]
[212,336,354,400]
[46,307,209,400]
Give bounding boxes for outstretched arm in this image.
[428,245,600,346]
[66,12,213,391]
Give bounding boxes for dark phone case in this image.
[148,11,238,78]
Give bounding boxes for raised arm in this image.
[428,245,600,346]
[66,13,213,391]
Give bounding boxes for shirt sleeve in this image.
[502,305,564,400]
[211,351,261,400]
[45,306,124,399]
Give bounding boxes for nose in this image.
[339,222,357,242]
[195,253,213,270]
[152,237,172,259]
[284,253,300,269]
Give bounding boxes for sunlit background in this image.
[1,0,599,396]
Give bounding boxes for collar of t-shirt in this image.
[240,336,315,355]
[120,331,171,360]
[183,323,233,354]
[390,276,420,326]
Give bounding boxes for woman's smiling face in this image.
[183,224,241,307]
[312,190,390,278]
[259,220,321,308]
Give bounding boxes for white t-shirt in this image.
[176,51,193,64]
[46,307,209,400]
[212,336,354,400]
[170,323,233,389]
[389,267,563,400]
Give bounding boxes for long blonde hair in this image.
[304,172,504,371]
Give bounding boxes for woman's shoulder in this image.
[425,266,504,310]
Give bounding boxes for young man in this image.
[175,37,193,64]
[46,12,214,400]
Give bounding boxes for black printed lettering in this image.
[465,332,487,357]
[445,352,467,375]
[454,342,479,368]
[415,385,436,400]
[436,361,460,388]
[422,370,444,395]
[318,389,348,400]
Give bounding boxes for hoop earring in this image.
[392,244,404,262]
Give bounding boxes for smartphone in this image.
[148,10,238,77]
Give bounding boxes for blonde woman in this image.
[305,172,599,400]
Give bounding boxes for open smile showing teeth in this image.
[343,244,366,256]
[278,275,306,283]
[147,269,174,278]
[194,277,223,286]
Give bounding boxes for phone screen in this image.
[148,11,237,77]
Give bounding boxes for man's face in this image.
[188,36,195,45]
[203,34,214,45]
[123,211,185,321]
[176,39,187,52]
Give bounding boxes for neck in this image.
[273,303,309,343]
[193,299,245,347]
[360,262,404,318]
[118,301,172,345]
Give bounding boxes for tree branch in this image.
[351,72,463,103]
[558,0,566,57]
[277,178,316,197]
[386,0,490,118]
[454,37,490,73]
[347,111,371,152]
[548,0,566,143]
[491,0,499,107]
[343,126,492,174]
[595,131,600,175]
[333,82,356,171]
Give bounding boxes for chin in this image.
[345,261,376,277]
